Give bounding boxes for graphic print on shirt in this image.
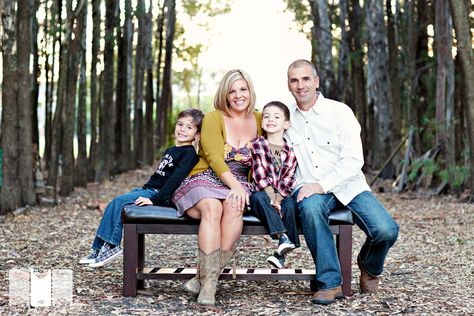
[155,154,173,176]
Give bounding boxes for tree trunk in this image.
[155,1,166,148]
[347,0,368,162]
[98,0,118,181]
[134,0,148,165]
[449,0,474,200]
[145,3,155,166]
[159,0,176,148]
[365,0,394,174]
[30,0,40,152]
[1,0,22,213]
[309,0,336,99]
[114,0,133,172]
[17,0,37,205]
[337,0,351,105]
[386,0,402,150]
[59,0,85,196]
[75,2,88,187]
[88,0,100,181]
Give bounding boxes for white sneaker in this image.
[79,249,99,264]
[89,244,123,267]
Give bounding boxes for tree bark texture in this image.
[17,0,37,205]
[155,1,166,147]
[98,0,118,180]
[75,2,88,187]
[115,0,133,172]
[134,0,147,165]
[145,4,155,166]
[158,0,176,148]
[365,0,394,171]
[449,0,474,199]
[1,0,22,213]
[88,0,100,181]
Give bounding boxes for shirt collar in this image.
[291,92,326,116]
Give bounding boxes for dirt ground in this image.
[1,167,474,315]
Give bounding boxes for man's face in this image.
[287,65,319,108]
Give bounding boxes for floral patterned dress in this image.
[172,142,254,217]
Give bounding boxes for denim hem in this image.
[317,283,343,291]
[96,233,119,247]
[269,230,287,239]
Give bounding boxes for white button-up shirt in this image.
[285,93,370,205]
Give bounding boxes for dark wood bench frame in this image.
[122,205,353,297]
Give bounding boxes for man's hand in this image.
[296,183,325,202]
[135,197,153,206]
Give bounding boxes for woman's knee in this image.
[196,199,223,222]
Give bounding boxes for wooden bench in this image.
[122,205,354,297]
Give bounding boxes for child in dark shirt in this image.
[80,109,204,267]
[250,101,300,269]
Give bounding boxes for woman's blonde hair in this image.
[214,69,256,117]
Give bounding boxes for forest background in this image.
[0,0,473,214]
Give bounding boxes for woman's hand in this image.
[226,184,249,212]
[135,197,153,206]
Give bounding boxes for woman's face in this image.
[227,79,250,115]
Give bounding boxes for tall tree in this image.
[155,1,166,147]
[158,0,176,148]
[134,0,147,165]
[449,0,474,200]
[115,0,133,172]
[88,0,100,181]
[75,1,88,187]
[144,3,155,165]
[60,0,86,196]
[365,0,394,172]
[30,0,40,152]
[98,0,118,180]
[347,0,368,158]
[1,0,22,212]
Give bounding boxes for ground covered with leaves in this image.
[1,166,474,315]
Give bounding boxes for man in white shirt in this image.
[285,59,399,305]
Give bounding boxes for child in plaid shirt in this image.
[250,101,300,268]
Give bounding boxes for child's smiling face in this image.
[262,106,290,134]
[174,116,199,146]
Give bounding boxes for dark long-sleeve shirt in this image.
[143,145,199,206]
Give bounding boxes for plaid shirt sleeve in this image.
[277,143,298,196]
[251,139,272,191]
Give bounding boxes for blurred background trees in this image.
[0,0,473,213]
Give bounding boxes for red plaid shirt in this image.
[250,136,298,197]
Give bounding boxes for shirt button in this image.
[327,141,330,144]
[307,137,310,140]
[306,121,308,124]
[315,166,318,168]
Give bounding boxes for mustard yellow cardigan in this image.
[190,109,262,177]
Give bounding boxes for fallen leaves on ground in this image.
[1,166,474,315]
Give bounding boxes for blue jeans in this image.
[92,188,158,250]
[250,191,300,247]
[294,190,399,290]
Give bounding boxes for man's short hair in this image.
[288,59,318,77]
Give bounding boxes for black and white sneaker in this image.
[79,249,99,264]
[267,252,286,269]
[277,233,296,256]
[89,243,123,267]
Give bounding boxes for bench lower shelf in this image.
[138,267,317,281]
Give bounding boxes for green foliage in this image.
[440,165,470,190]
[283,0,311,37]
[408,157,438,182]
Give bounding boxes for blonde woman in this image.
[173,69,262,305]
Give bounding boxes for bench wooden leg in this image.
[123,223,138,297]
[137,233,145,290]
[337,225,353,297]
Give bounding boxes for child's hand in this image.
[271,201,283,218]
[135,197,153,206]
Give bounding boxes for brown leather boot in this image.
[357,255,380,293]
[197,249,221,305]
[184,248,235,295]
[310,286,344,305]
